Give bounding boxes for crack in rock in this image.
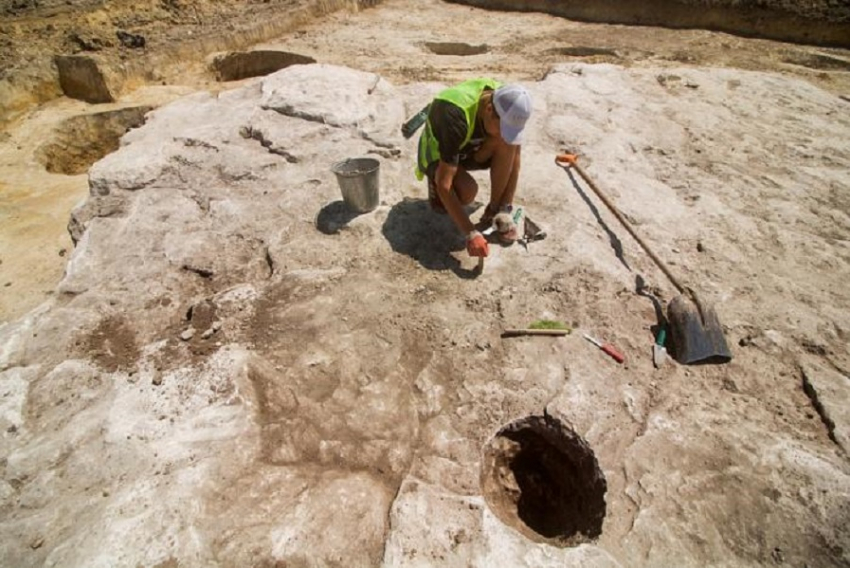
[801,364,843,452]
[240,125,299,163]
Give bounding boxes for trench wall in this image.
[0,0,383,125]
[445,0,850,47]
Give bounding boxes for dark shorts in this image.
[425,153,492,213]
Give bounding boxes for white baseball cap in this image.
[493,84,532,145]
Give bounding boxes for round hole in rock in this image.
[424,42,489,56]
[36,106,152,175]
[480,414,607,547]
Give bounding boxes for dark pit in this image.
[36,106,151,175]
[480,414,607,547]
[210,50,316,81]
[424,42,489,56]
[547,46,620,58]
[781,51,850,72]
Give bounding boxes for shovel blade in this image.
[668,295,732,365]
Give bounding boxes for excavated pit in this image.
[546,46,620,58]
[424,42,490,56]
[781,51,850,71]
[210,50,317,82]
[480,414,607,547]
[36,106,151,175]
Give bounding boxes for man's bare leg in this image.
[492,145,521,209]
[474,136,520,212]
[490,143,520,211]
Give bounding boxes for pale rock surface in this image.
[1,62,849,567]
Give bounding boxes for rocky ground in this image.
[1,0,850,567]
[2,0,850,323]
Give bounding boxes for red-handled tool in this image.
[583,334,625,364]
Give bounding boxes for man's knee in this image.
[457,187,476,205]
[453,170,479,205]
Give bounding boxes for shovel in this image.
[555,153,732,365]
[653,327,668,367]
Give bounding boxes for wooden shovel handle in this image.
[555,153,687,295]
[502,329,571,338]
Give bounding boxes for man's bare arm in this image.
[435,160,475,235]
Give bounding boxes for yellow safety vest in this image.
[415,77,502,180]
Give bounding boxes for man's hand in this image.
[466,231,489,257]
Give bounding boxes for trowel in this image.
[518,214,545,250]
[523,215,546,242]
[653,327,668,368]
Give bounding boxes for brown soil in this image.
[0,0,381,122]
[35,105,151,174]
[80,314,141,372]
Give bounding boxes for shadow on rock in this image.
[562,167,631,272]
[382,197,479,278]
[636,274,666,337]
[316,200,362,234]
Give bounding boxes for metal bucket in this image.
[331,157,380,213]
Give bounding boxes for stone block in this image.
[54,54,115,103]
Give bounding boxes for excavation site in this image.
[0,0,849,566]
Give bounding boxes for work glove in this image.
[493,212,518,243]
[466,231,489,257]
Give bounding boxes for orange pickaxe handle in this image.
[555,153,578,166]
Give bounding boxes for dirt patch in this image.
[80,315,141,372]
[545,46,620,58]
[210,50,316,81]
[157,298,225,368]
[781,51,850,71]
[423,42,490,56]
